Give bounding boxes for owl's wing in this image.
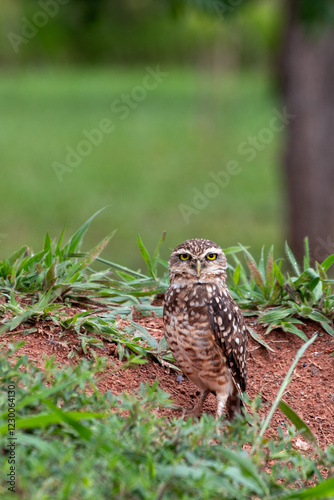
[206,289,247,394]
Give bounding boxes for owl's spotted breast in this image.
[164,284,228,393]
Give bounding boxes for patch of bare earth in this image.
[1,311,333,450]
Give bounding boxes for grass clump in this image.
[1,214,334,498]
[228,239,334,345]
[0,211,172,365]
[0,213,333,355]
[0,342,334,500]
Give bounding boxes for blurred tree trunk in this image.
[281,1,334,263]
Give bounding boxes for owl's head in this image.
[168,238,227,284]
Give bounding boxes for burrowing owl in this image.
[163,238,247,419]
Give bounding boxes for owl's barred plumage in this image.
[163,238,247,419]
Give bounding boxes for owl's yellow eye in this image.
[206,253,217,260]
[179,254,190,261]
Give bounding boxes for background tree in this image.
[280,0,334,262]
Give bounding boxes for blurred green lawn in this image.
[0,66,284,269]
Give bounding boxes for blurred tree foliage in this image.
[2,0,334,262]
[2,0,281,66]
[297,0,334,24]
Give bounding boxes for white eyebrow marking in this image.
[200,248,223,258]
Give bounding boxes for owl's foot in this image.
[183,406,202,419]
[183,389,210,419]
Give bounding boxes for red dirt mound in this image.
[2,314,333,449]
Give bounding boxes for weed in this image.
[0,341,333,499]
[0,216,333,360]
[228,239,334,344]
[1,217,334,498]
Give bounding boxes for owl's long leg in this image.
[226,389,243,420]
[183,389,209,418]
[190,389,209,417]
[216,393,229,420]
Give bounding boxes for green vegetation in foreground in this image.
[0,340,334,499]
[0,67,283,267]
[0,213,334,498]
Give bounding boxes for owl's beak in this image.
[196,260,201,275]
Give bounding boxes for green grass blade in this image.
[307,276,321,292]
[303,237,310,271]
[157,257,169,270]
[321,253,334,272]
[221,449,269,496]
[233,263,241,285]
[259,307,293,324]
[319,321,334,336]
[238,243,256,264]
[273,261,284,287]
[72,254,148,279]
[65,231,116,281]
[278,400,319,448]
[246,326,275,351]
[231,255,249,287]
[44,261,57,290]
[280,322,308,341]
[63,208,106,254]
[281,477,334,499]
[57,224,67,248]
[151,231,166,277]
[137,234,154,278]
[56,224,67,260]
[0,411,104,434]
[130,321,159,349]
[7,245,29,266]
[5,379,80,415]
[44,231,52,252]
[292,268,319,288]
[223,245,249,255]
[285,241,301,275]
[24,249,47,270]
[258,246,266,283]
[0,308,34,333]
[265,245,274,291]
[42,399,94,440]
[77,230,116,269]
[258,334,317,440]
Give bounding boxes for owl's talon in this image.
[183,406,202,419]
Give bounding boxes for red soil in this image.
[2,311,333,450]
